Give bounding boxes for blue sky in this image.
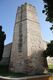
[0,0,53,45]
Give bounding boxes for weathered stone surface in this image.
[3,43,12,57]
[9,3,48,74]
[0,43,12,65]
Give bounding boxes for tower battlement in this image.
[17,3,35,11]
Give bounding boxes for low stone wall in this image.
[24,76,53,80]
[0,75,53,80]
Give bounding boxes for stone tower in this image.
[10,3,47,74]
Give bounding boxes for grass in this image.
[48,64,53,69]
[48,64,53,74]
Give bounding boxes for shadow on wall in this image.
[24,50,48,75]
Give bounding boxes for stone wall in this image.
[9,3,48,74]
[0,43,12,65]
[26,4,48,74]
[47,57,53,65]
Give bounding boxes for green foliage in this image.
[48,69,53,73]
[48,64,53,73]
[0,64,9,74]
[44,40,53,57]
[42,0,53,31]
[0,25,6,61]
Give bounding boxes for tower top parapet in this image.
[18,3,35,9]
[17,3,36,14]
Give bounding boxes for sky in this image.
[0,0,53,45]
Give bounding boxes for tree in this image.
[43,40,53,57]
[0,25,6,61]
[42,0,53,31]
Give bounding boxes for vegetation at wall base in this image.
[0,64,53,77]
[48,64,53,74]
[0,64,28,77]
[43,40,53,57]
